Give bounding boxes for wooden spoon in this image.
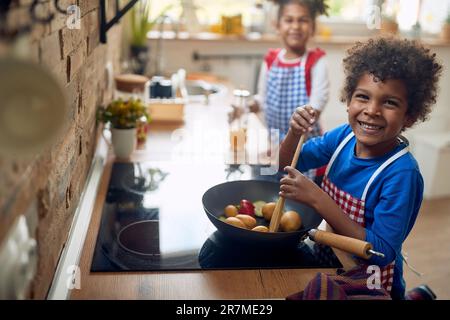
[269,134,306,232]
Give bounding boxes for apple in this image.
[238,199,255,217]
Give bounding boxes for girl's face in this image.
[277,3,313,54]
[348,73,413,158]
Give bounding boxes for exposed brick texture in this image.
[0,0,123,299]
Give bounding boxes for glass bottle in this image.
[249,1,265,34]
[229,89,250,152]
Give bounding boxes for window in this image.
[417,0,450,33]
[151,0,371,25]
[383,0,450,33]
[326,0,372,21]
[149,0,450,34]
[150,0,257,27]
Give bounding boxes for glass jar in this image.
[114,74,150,101]
[249,2,265,34]
[149,76,173,99]
[229,89,250,152]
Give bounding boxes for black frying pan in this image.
[202,180,386,258]
[202,180,322,248]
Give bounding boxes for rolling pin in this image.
[308,229,385,259]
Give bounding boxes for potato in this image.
[280,211,302,232]
[224,205,238,217]
[235,214,257,229]
[252,225,269,232]
[262,202,276,221]
[224,217,247,229]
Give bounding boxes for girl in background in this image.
[235,0,330,180]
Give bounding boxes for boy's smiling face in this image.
[348,73,414,158]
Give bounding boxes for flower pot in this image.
[441,24,450,42]
[130,45,149,75]
[111,127,137,159]
[380,21,399,35]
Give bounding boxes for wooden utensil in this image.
[269,134,306,232]
[308,229,385,259]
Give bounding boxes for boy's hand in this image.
[228,104,244,123]
[290,105,317,137]
[279,166,321,205]
[248,100,260,113]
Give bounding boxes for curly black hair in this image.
[341,37,443,125]
[270,0,329,20]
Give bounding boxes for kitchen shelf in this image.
[147,31,450,47]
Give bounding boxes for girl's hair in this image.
[270,0,329,21]
[341,37,443,125]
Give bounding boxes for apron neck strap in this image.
[325,132,354,176]
[361,146,409,201]
[325,131,410,201]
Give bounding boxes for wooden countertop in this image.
[70,94,355,300]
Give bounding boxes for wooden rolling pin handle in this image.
[309,229,373,259]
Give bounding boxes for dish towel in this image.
[286,265,391,300]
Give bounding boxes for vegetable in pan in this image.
[222,200,302,232]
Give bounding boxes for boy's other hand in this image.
[290,105,317,137]
[279,166,320,205]
[248,100,260,113]
[228,104,244,123]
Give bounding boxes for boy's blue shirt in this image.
[296,124,423,296]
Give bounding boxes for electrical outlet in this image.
[0,215,37,299]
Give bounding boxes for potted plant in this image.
[441,12,450,42]
[381,14,399,35]
[97,98,150,158]
[378,0,399,35]
[129,1,172,74]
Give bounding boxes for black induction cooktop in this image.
[91,162,341,272]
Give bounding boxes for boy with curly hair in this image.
[278,37,442,299]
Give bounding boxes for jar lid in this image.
[115,74,150,93]
[233,89,250,97]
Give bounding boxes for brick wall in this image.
[0,0,123,298]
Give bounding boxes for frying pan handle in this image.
[308,229,384,260]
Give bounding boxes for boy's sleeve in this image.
[295,124,351,172]
[365,169,423,267]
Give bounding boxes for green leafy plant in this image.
[130,0,173,47]
[445,12,450,24]
[97,98,150,129]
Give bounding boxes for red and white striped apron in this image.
[320,132,409,293]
